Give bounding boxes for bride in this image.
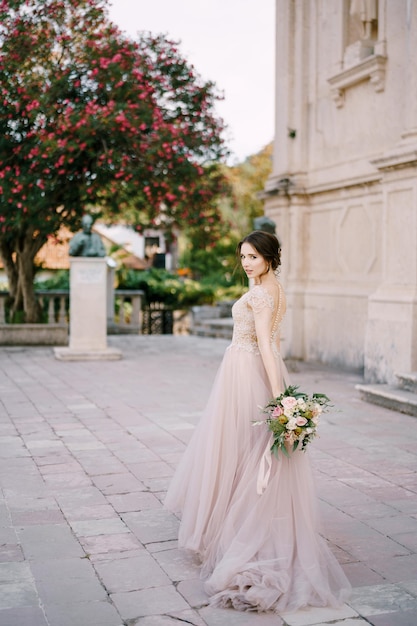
[164,230,351,613]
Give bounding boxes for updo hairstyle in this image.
[237,230,282,271]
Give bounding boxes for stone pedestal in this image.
[54,257,121,361]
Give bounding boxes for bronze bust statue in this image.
[69,214,106,257]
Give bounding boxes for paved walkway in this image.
[0,335,417,626]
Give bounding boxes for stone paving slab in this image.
[18,524,85,560]
[0,335,416,625]
[280,604,359,625]
[94,553,171,593]
[0,606,50,626]
[44,600,123,626]
[31,557,108,605]
[111,584,190,619]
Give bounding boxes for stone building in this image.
[264,0,417,386]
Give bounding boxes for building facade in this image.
[264,0,417,383]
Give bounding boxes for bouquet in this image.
[254,385,331,458]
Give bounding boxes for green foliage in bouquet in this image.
[257,385,332,458]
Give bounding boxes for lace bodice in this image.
[231,284,284,355]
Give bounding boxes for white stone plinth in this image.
[54,257,121,361]
[54,346,122,361]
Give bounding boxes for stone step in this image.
[396,371,417,393]
[190,318,233,340]
[356,383,417,417]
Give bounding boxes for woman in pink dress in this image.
[164,230,351,613]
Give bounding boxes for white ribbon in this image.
[256,438,273,495]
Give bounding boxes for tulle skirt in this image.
[164,344,351,613]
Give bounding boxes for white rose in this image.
[312,403,322,416]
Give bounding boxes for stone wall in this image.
[265,0,417,383]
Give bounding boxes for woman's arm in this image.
[253,304,282,398]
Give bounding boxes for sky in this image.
[107,0,276,164]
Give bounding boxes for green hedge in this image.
[117,268,216,307]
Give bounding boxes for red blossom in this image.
[0,0,227,320]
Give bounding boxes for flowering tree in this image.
[0,0,227,322]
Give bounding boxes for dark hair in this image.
[237,230,282,270]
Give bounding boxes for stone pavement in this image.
[0,335,417,626]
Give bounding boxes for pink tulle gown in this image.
[164,284,351,613]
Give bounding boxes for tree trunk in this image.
[0,238,23,319]
[17,228,46,323]
[0,228,45,323]
[0,239,18,300]
[16,250,41,323]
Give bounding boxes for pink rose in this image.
[272,406,283,418]
[281,397,298,410]
[295,416,307,426]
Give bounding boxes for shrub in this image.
[116,268,216,308]
[35,270,70,291]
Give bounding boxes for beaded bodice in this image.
[231,284,284,355]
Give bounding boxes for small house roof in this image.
[0,224,147,271]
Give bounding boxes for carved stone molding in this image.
[328,54,387,107]
[371,147,417,171]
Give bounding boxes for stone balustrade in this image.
[109,289,144,334]
[0,289,145,345]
